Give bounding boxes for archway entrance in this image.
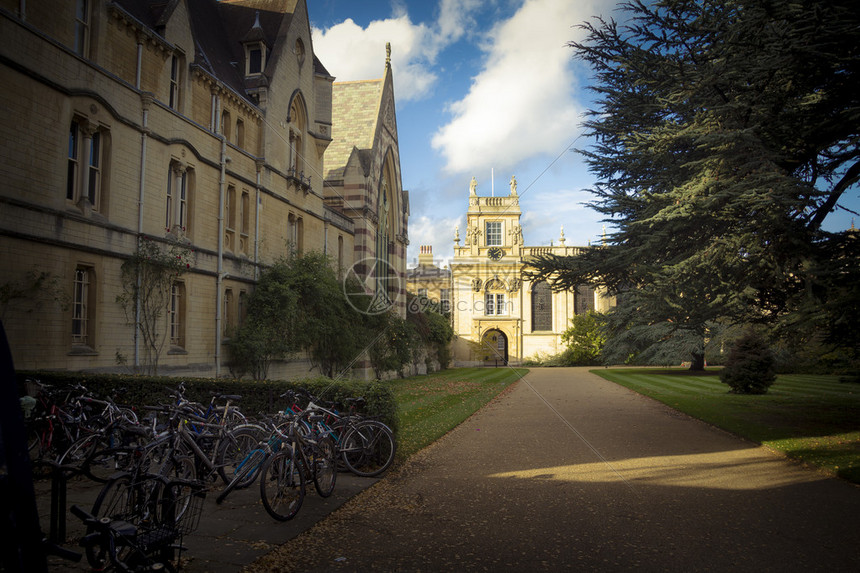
[481,329,508,366]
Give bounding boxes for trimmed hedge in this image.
[16,371,398,437]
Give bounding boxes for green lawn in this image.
[593,368,860,484]
[391,367,528,460]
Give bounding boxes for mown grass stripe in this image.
[592,368,860,484]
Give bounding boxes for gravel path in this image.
[244,367,860,573]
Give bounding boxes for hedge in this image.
[16,371,398,437]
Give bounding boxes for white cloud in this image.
[406,214,462,267]
[312,17,436,101]
[311,0,485,102]
[431,0,601,175]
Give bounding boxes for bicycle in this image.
[258,408,337,521]
[295,392,396,478]
[73,475,205,572]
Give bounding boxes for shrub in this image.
[719,331,777,394]
[17,371,398,436]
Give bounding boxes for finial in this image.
[386,43,391,68]
[559,225,566,245]
[454,225,460,245]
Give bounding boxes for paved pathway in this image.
[245,368,860,572]
[38,452,379,572]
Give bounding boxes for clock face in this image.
[487,247,504,261]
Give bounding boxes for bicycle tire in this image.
[216,426,261,485]
[217,448,267,504]
[60,431,134,483]
[341,421,396,477]
[312,436,337,498]
[87,474,136,568]
[260,447,305,521]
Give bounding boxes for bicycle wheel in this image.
[311,436,337,498]
[27,427,41,462]
[341,421,396,477]
[260,447,305,521]
[60,432,134,483]
[216,427,261,486]
[87,474,136,568]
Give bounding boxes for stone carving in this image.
[465,224,481,246]
[509,224,523,245]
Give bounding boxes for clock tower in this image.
[451,175,526,365]
[443,175,616,367]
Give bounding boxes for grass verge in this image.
[593,368,860,484]
[391,367,528,460]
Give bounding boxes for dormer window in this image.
[248,48,262,75]
[242,12,267,77]
[245,43,266,76]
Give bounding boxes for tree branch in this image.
[808,159,860,231]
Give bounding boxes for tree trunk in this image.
[689,352,706,371]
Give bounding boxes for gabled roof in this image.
[113,0,297,103]
[325,79,384,180]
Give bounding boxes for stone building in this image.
[405,246,452,314]
[0,0,407,378]
[447,176,613,365]
[324,46,408,315]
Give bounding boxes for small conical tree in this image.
[720,331,777,394]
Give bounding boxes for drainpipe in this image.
[135,38,143,89]
[215,134,226,377]
[135,93,152,369]
[254,160,262,281]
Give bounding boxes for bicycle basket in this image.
[162,482,206,536]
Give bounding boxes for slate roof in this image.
[325,79,384,180]
[112,0,295,103]
[407,265,451,280]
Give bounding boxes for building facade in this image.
[406,246,452,314]
[446,176,613,366]
[0,0,406,378]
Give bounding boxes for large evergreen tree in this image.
[526,0,860,369]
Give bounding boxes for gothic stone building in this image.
[447,176,613,365]
[0,0,407,378]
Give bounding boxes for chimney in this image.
[418,245,434,267]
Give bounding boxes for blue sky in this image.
[307,0,859,268]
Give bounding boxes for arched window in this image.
[337,235,344,278]
[221,110,231,140]
[376,174,391,300]
[74,0,90,57]
[484,279,507,316]
[236,118,245,148]
[288,96,306,178]
[374,151,401,305]
[72,265,96,348]
[67,117,109,214]
[287,213,303,255]
[169,282,186,348]
[532,281,552,331]
[166,161,193,237]
[575,285,595,315]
